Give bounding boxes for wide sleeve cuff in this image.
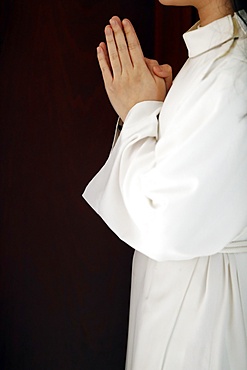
[120,101,163,140]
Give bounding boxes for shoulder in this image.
[206,47,247,103]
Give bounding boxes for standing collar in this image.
[183,13,246,58]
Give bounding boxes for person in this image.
[83,0,247,368]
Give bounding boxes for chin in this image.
[159,0,192,5]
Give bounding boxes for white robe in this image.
[83,13,247,369]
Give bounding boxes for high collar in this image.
[183,12,247,58]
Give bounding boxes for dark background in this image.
[0,1,197,369]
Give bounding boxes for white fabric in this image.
[83,13,247,369]
[83,13,247,262]
[126,250,247,370]
[222,239,247,253]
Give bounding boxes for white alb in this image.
[83,12,247,370]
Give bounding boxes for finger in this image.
[105,25,122,77]
[153,64,172,78]
[164,66,173,91]
[122,19,144,67]
[99,42,111,70]
[109,18,132,70]
[111,15,123,29]
[97,45,113,86]
[144,57,159,73]
[153,64,173,90]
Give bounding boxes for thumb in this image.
[153,64,173,91]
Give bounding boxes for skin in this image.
[159,0,233,26]
[97,1,233,121]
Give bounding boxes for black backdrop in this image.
[0,1,195,369]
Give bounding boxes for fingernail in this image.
[97,47,102,54]
[110,18,117,26]
[105,26,112,35]
[122,19,129,26]
[155,66,162,72]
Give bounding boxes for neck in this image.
[196,1,234,26]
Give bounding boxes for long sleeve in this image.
[83,60,247,262]
[83,14,247,261]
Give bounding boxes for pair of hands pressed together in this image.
[97,16,173,122]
